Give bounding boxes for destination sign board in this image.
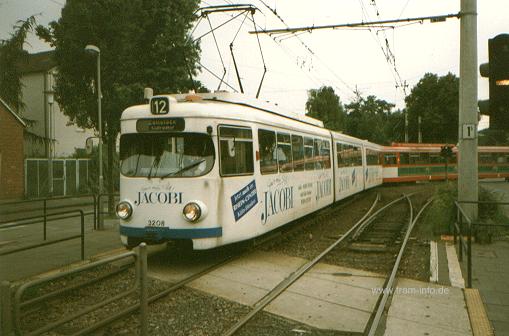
[136,118,185,132]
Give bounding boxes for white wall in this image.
[21,69,95,158]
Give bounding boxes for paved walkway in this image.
[467,241,509,335]
[465,181,509,335]
[0,217,123,282]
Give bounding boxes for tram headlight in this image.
[183,202,202,222]
[116,201,133,220]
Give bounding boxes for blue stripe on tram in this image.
[120,225,223,239]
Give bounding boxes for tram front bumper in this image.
[119,225,223,241]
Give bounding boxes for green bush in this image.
[421,182,507,241]
[421,182,457,236]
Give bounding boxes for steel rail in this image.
[20,265,131,309]
[13,250,139,336]
[366,197,434,336]
[72,254,238,336]
[72,193,371,335]
[222,193,420,336]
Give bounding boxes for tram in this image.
[116,91,383,249]
[382,143,509,182]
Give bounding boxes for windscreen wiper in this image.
[160,159,205,179]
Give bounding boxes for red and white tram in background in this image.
[116,92,383,250]
[382,143,509,183]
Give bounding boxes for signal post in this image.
[458,0,478,219]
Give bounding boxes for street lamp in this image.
[85,44,104,228]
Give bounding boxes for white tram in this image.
[116,92,383,249]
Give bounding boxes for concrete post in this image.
[458,0,479,219]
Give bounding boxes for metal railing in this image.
[0,194,97,230]
[454,200,509,288]
[1,243,148,336]
[0,210,86,260]
[0,193,119,231]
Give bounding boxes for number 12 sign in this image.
[150,96,170,115]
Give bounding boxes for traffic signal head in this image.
[488,34,509,130]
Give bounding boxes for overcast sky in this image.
[1,0,506,129]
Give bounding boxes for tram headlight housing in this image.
[183,201,207,223]
[116,201,133,220]
[183,202,202,222]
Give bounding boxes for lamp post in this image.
[85,44,104,229]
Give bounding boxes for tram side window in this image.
[399,153,409,164]
[321,140,331,168]
[430,154,442,164]
[479,153,493,164]
[292,135,305,171]
[259,129,278,174]
[366,149,379,166]
[336,143,344,167]
[384,154,397,165]
[277,133,293,173]
[304,137,314,170]
[314,139,323,169]
[219,126,254,176]
[499,154,509,164]
[353,146,363,166]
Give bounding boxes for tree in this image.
[0,16,36,112]
[37,0,202,206]
[0,15,52,146]
[344,94,396,144]
[405,73,459,143]
[305,86,346,131]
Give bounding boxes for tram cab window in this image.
[304,137,314,170]
[119,133,214,178]
[292,135,305,171]
[259,129,278,174]
[277,133,293,173]
[219,126,254,176]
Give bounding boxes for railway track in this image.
[13,191,432,336]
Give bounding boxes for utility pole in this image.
[458,0,478,219]
[418,116,422,143]
[404,112,409,143]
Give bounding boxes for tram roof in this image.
[121,91,384,149]
[122,91,324,126]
